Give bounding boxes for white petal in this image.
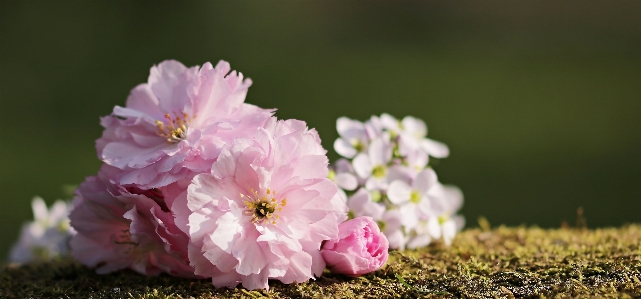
[413,168,438,194]
[398,133,421,154]
[421,138,450,158]
[442,220,458,246]
[346,188,369,214]
[380,113,399,130]
[31,197,48,223]
[48,200,70,224]
[334,158,355,173]
[333,138,357,159]
[401,116,427,138]
[365,115,384,139]
[382,209,403,231]
[368,138,391,166]
[415,197,433,218]
[399,204,418,229]
[443,185,464,212]
[406,150,428,170]
[365,177,388,191]
[347,189,384,219]
[387,180,412,205]
[335,173,358,191]
[386,165,413,183]
[385,230,405,251]
[336,117,364,139]
[427,218,441,239]
[406,233,431,249]
[352,153,372,179]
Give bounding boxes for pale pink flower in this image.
[426,183,465,246]
[387,168,438,230]
[96,60,273,189]
[69,166,195,277]
[380,113,449,159]
[352,137,394,190]
[333,113,463,250]
[329,158,359,191]
[321,216,388,277]
[404,148,429,175]
[347,188,385,220]
[333,116,383,159]
[182,117,346,290]
[427,183,464,217]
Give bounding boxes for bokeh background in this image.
[1,1,640,259]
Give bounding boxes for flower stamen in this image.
[242,188,286,225]
[155,112,192,144]
[372,165,387,178]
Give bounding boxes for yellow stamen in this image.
[155,112,193,144]
[241,187,287,225]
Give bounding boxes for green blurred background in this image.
[1,1,640,259]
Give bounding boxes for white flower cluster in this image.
[9,197,76,263]
[330,114,464,250]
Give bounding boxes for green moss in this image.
[1,225,639,298]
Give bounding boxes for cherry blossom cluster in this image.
[8,60,463,290]
[330,114,464,250]
[65,60,386,289]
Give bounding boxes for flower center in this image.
[155,113,192,144]
[242,188,287,225]
[352,139,365,152]
[370,190,382,202]
[410,191,421,203]
[372,165,387,178]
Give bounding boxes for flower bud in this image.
[321,216,389,276]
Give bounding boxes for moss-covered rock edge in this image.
[1,225,639,299]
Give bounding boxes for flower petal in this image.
[421,138,450,158]
[387,180,411,205]
[352,153,372,179]
[334,138,357,158]
[413,168,437,194]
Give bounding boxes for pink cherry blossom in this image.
[96,60,273,189]
[321,216,389,277]
[181,117,346,290]
[69,166,196,278]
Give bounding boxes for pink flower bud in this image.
[321,216,389,277]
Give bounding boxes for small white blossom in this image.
[9,197,75,263]
[381,113,450,159]
[387,168,438,230]
[329,158,359,191]
[334,117,370,158]
[332,113,464,250]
